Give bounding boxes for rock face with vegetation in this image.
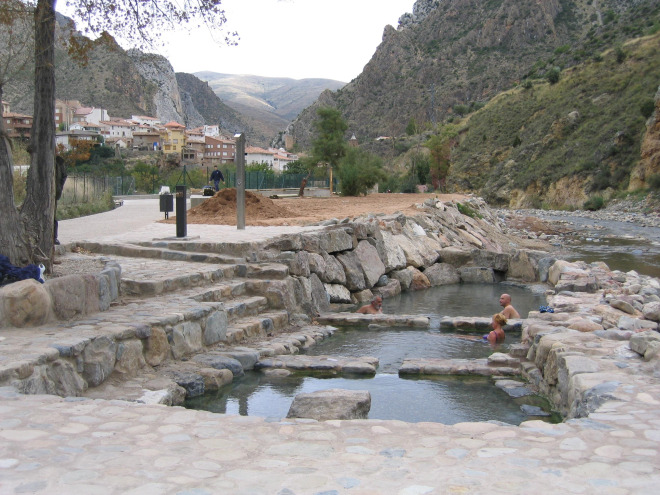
[287,0,660,207]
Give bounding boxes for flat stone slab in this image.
[287,388,371,420]
[399,358,520,377]
[439,316,523,333]
[255,354,378,375]
[317,313,430,327]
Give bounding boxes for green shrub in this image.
[546,67,561,84]
[337,147,386,196]
[583,195,605,211]
[57,191,115,220]
[641,99,656,119]
[12,170,28,206]
[456,202,482,218]
[647,173,660,190]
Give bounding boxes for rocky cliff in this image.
[286,0,658,149]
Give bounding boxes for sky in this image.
[60,0,415,82]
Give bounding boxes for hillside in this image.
[194,72,345,145]
[449,33,660,207]
[287,0,660,150]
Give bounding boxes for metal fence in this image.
[61,174,135,204]
[61,171,335,202]
[220,171,337,190]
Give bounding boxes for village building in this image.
[203,136,236,167]
[74,106,109,126]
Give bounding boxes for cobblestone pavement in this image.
[1,199,659,494]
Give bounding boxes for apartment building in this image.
[204,136,236,167]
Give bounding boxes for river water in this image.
[538,213,660,277]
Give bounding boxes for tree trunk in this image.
[0,84,31,266]
[21,0,57,269]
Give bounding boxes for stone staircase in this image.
[0,238,332,404]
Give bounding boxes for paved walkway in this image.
[59,199,322,245]
[1,199,658,494]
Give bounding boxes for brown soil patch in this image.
[162,189,469,227]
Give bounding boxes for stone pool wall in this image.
[257,196,556,315]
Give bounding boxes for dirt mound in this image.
[183,189,297,225]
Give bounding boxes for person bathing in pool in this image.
[451,313,507,346]
[486,313,507,344]
[356,296,383,314]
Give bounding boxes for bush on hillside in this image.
[583,196,605,211]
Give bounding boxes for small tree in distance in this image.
[311,107,348,192]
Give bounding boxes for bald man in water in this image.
[499,293,520,319]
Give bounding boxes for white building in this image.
[245,146,276,169]
[74,107,109,125]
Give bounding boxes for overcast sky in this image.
[162,0,415,82]
[60,0,415,83]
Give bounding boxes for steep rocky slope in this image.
[286,0,660,150]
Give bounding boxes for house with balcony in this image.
[203,136,236,167]
[131,115,161,127]
[184,128,205,161]
[132,129,161,150]
[3,110,33,141]
[160,121,186,154]
[56,129,102,150]
[273,149,299,173]
[99,119,136,148]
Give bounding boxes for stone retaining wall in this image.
[0,261,122,329]
[258,198,556,315]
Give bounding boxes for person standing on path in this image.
[209,166,225,192]
[54,155,67,245]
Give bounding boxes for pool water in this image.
[302,327,520,372]
[185,284,557,424]
[186,372,557,424]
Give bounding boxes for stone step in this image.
[246,262,289,280]
[121,263,239,296]
[224,296,269,322]
[76,241,247,266]
[225,311,290,344]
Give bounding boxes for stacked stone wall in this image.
[262,198,556,315]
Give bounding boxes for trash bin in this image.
[159,193,173,218]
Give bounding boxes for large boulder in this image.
[355,240,386,288]
[287,389,371,420]
[380,231,407,271]
[324,283,352,303]
[459,266,496,283]
[630,331,660,361]
[321,253,347,284]
[336,251,367,291]
[0,279,52,328]
[424,263,460,286]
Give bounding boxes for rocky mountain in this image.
[286,0,660,150]
[2,13,258,143]
[194,72,345,146]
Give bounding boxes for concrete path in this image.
[1,199,658,494]
[59,199,322,245]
